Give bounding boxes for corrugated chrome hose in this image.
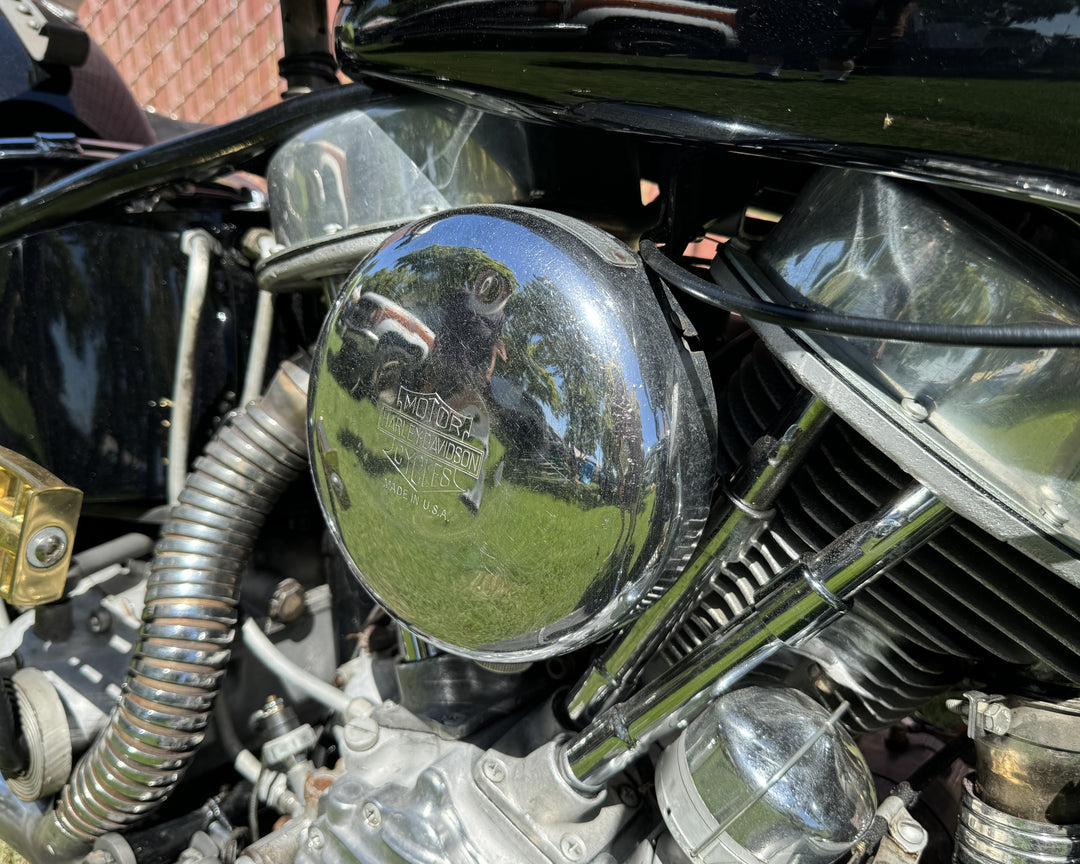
[48,359,310,848]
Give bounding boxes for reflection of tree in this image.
[599,361,644,497]
[362,243,517,313]
[916,0,1078,24]
[501,276,605,460]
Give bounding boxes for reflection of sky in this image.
[1018,11,1080,35]
[49,320,99,437]
[386,213,662,459]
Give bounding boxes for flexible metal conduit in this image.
[45,359,310,853]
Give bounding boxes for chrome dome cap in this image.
[308,205,715,661]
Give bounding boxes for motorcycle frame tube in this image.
[562,484,953,789]
[0,83,375,244]
[565,391,833,724]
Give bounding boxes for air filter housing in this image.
[308,205,715,662]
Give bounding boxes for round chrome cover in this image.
[656,687,876,864]
[309,205,714,661]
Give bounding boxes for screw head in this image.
[362,801,382,828]
[88,608,112,634]
[329,471,345,496]
[481,759,506,783]
[900,398,929,422]
[560,834,585,861]
[617,784,641,808]
[1044,500,1070,527]
[344,715,379,752]
[308,827,324,849]
[26,526,68,569]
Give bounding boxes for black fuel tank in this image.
[337,1,1080,200]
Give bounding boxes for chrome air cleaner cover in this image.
[309,205,714,661]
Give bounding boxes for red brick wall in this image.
[81,0,286,125]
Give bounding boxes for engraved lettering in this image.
[379,388,484,493]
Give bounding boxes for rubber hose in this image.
[48,359,309,847]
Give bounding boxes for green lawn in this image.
[0,842,26,864]
[315,351,659,650]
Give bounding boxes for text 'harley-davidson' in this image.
[2,2,1080,864]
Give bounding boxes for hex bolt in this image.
[25,526,68,569]
[617,784,640,808]
[899,398,929,422]
[362,802,382,828]
[481,759,506,783]
[560,834,586,861]
[267,577,306,624]
[88,609,112,635]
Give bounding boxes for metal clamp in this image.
[947,691,1012,738]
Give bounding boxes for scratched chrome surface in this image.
[308,205,714,661]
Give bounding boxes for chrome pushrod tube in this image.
[566,393,833,724]
[562,484,952,789]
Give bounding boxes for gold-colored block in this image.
[0,446,82,606]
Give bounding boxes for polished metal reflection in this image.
[337,2,1080,193]
[308,205,714,662]
[756,169,1080,549]
[656,687,876,864]
[566,392,832,724]
[563,484,952,787]
[956,776,1080,864]
[268,99,531,247]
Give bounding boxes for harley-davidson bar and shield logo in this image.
[378,387,484,493]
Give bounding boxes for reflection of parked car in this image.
[337,291,435,361]
[345,0,737,56]
[566,0,737,55]
[330,291,436,397]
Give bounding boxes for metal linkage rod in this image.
[562,484,953,789]
[566,393,833,724]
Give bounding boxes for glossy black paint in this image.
[0,83,374,244]
[337,0,1080,207]
[0,214,256,504]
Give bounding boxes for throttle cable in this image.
[640,241,1080,348]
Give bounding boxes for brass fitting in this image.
[0,446,81,606]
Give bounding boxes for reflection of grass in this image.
[944,406,1079,480]
[974,408,1078,474]
[317,388,658,650]
[0,842,26,864]
[363,50,1080,171]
